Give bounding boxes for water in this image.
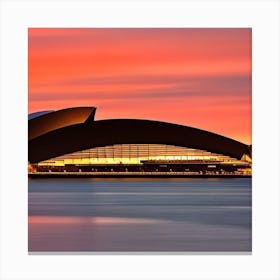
[28,178,252,252]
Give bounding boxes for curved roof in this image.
[28,110,251,163]
[28,110,54,120]
[28,107,96,140]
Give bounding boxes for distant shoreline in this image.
[28,172,251,179]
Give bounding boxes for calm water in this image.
[28,178,252,252]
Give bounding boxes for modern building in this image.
[28,107,252,177]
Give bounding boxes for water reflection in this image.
[28,178,252,252]
[29,216,163,224]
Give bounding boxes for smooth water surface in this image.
[28,178,251,252]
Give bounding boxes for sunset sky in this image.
[28,28,251,144]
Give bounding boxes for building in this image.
[28,107,252,177]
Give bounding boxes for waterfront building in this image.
[28,107,251,176]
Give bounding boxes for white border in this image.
[0,1,279,279]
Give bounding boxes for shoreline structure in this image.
[28,107,252,178]
[29,172,251,178]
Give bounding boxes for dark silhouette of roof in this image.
[28,107,251,163]
[28,107,96,140]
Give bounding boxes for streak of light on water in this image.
[28,178,251,252]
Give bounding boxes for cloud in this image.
[29,73,251,102]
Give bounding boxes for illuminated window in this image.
[38,144,250,166]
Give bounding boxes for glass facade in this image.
[38,144,250,166]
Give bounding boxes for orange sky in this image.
[28,28,251,144]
